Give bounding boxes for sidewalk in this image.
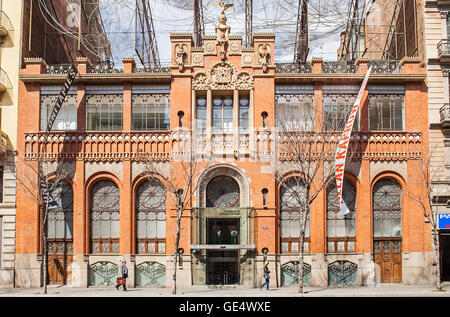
[1,283,449,297]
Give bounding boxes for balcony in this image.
[0,11,13,38]
[441,104,450,128]
[24,131,172,161]
[255,130,423,162]
[23,130,423,163]
[437,40,450,63]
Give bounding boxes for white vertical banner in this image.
[334,66,372,215]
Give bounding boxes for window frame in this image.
[132,94,170,131]
[86,94,123,131]
[40,94,78,131]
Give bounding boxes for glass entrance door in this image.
[206,251,239,285]
[206,218,239,285]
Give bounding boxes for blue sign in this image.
[438,214,450,229]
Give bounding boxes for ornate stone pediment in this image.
[192,61,254,90]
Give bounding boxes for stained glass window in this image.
[136,179,166,254]
[373,179,402,237]
[206,176,240,208]
[326,180,356,253]
[280,177,310,253]
[47,181,73,239]
[90,180,120,253]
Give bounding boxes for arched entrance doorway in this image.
[205,176,240,285]
[191,165,254,286]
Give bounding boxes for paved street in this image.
[0,282,449,297]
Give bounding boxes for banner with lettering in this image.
[41,64,78,208]
[46,64,78,133]
[334,66,372,215]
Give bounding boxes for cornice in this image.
[19,72,172,84]
[274,73,427,83]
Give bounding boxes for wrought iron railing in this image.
[89,65,124,74]
[322,61,358,74]
[367,60,401,74]
[134,66,171,73]
[275,63,312,74]
[45,64,73,74]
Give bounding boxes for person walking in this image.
[259,261,270,290]
[116,260,128,291]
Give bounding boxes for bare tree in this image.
[271,96,359,293]
[407,149,445,291]
[138,130,210,295]
[15,159,72,294]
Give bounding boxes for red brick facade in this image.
[15,28,432,288]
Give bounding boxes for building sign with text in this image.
[438,213,450,229]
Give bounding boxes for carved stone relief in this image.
[191,52,204,67]
[204,41,217,55]
[174,44,188,72]
[229,41,241,55]
[192,72,209,90]
[258,44,271,73]
[192,62,254,90]
[242,53,254,67]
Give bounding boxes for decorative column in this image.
[206,89,212,154]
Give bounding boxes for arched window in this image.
[372,178,402,283]
[47,180,73,285]
[373,179,402,238]
[280,177,310,253]
[326,180,356,253]
[136,179,166,254]
[206,176,240,208]
[90,180,120,254]
[47,180,73,256]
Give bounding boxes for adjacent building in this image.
[0,0,22,288]
[423,0,450,282]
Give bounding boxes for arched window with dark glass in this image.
[206,176,240,208]
[90,180,120,254]
[326,180,356,253]
[372,178,402,283]
[136,179,166,254]
[280,177,310,254]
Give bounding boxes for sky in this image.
[94,0,353,67]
